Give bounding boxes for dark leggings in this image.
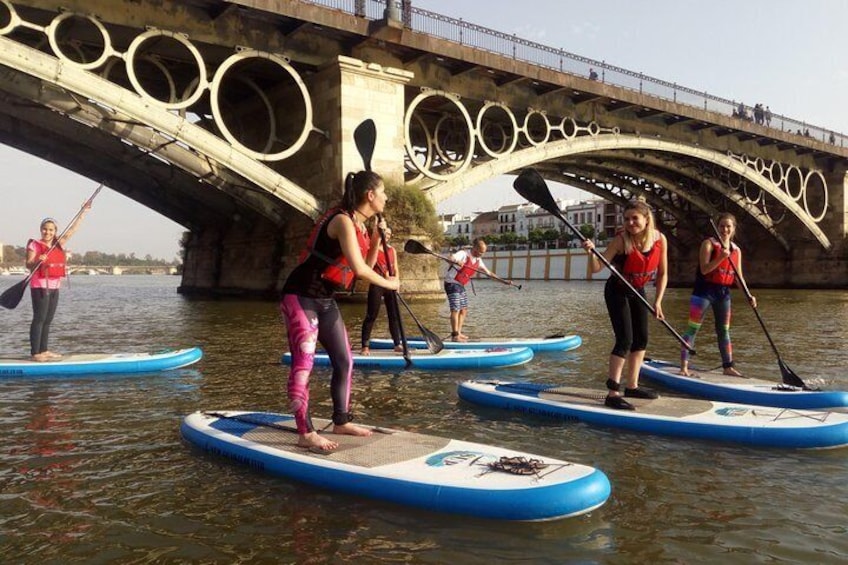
[361,284,401,348]
[30,287,60,356]
[604,279,649,358]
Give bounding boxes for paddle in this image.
[708,219,809,389]
[403,239,523,290]
[1,184,103,310]
[395,293,444,354]
[353,118,376,173]
[512,168,694,353]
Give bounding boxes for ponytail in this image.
[339,170,383,212]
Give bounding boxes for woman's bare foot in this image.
[298,431,338,451]
[723,367,744,377]
[333,422,373,437]
[45,351,63,360]
[360,347,370,356]
[679,365,690,376]
[457,333,469,342]
[31,353,50,362]
[393,344,403,352]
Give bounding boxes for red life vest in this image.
[375,246,396,277]
[454,254,481,286]
[29,239,66,279]
[622,236,662,289]
[703,238,738,286]
[299,208,371,291]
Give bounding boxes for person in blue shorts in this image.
[443,238,494,341]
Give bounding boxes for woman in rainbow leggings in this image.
[280,170,399,451]
[680,213,756,377]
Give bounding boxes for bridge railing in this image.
[303,0,845,148]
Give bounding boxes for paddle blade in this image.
[404,239,430,254]
[0,279,28,310]
[354,119,377,171]
[421,326,444,354]
[513,169,563,220]
[778,359,811,390]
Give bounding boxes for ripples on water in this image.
[0,276,845,563]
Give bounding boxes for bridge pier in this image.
[177,54,443,299]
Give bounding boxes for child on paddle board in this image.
[280,170,399,451]
[679,213,755,377]
[582,200,667,410]
[443,238,496,341]
[26,201,91,362]
[360,226,403,355]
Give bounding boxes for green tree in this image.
[579,224,595,240]
[386,184,443,245]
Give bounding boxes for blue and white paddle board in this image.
[640,359,848,411]
[457,380,848,449]
[282,347,533,370]
[181,410,610,521]
[369,334,582,353]
[0,347,202,377]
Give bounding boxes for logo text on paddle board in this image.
[714,407,750,417]
[426,450,494,467]
[0,369,24,375]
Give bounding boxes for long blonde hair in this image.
[620,200,658,254]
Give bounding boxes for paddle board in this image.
[640,359,848,411]
[369,334,582,353]
[282,347,533,370]
[0,347,203,377]
[181,410,611,521]
[457,380,848,449]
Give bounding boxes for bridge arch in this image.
[424,133,830,250]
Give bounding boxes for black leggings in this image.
[30,287,60,356]
[361,284,401,347]
[604,279,649,358]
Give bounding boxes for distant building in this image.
[566,200,605,239]
[471,211,500,240]
[497,203,536,238]
[441,213,476,240]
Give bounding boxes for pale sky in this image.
[2,0,847,258]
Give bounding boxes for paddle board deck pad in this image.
[641,359,848,411]
[282,346,533,370]
[0,347,202,377]
[369,334,582,353]
[181,410,610,521]
[457,380,848,449]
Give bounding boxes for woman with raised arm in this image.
[26,199,92,362]
[583,200,667,410]
[280,170,399,451]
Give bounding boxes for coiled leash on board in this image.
[486,456,549,475]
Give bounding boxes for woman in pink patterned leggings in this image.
[280,170,399,451]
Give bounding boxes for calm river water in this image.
[0,275,845,564]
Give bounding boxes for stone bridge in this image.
[0,0,845,297]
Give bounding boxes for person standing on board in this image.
[679,213,755,377]
[360,226,403,355]
[582,201,667,410]
[280,170,399,451]
[443,237,494,342]
[25,202,92,362]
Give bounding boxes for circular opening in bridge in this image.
[126,30,207,110]
[523,111,550,146]
[211,50,312,161]
[0,0,20,36]
[476,102,517,158]
[784,166,804,201]
[560,117,578,139]
[404,90,474,180]
[803,171,828,222]
[46,13,112,70]
[767,161,785,187]
[404,114,431,183]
